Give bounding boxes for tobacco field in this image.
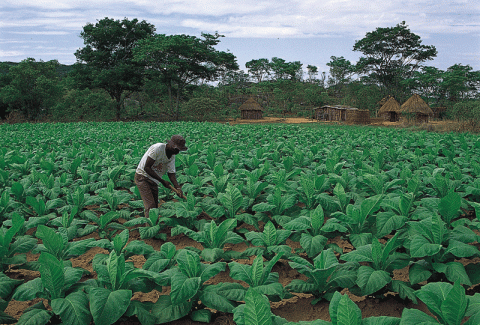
[1,121,480,325]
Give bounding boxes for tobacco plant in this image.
[152,250,239,323]
[0,213,37,272]
[172,219,244,262]
[286,249,358,303]
[229,253,288,302]
[244,221,292,260]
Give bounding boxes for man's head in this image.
[167,135,188,154]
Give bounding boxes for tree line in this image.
[0,18,479,123]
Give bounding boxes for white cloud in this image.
[0,49,25,57]
[0,0,478,68]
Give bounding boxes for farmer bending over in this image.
[135,135,187,218]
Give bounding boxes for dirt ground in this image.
[5,225,438,325]
[229,117,466,132]
[4,117,468,324]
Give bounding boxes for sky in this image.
[1,0,479,76]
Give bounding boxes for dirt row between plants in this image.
[5,221,440,325]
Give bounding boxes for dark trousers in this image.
[134,173,158,218]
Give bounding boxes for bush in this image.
[182,97,223,121]
[447,100,480,122]
[51,89,116,122]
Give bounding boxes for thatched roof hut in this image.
[378,97,402,122]
[378,95,394,108]
[401,94,434,122]
[239,97,263,120]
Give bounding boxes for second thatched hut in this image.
[401,94,434,123]
[239,97,263,120]
[378,97,402,122]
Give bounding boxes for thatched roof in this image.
[400,94,434,115]
[378,97,402,114]
[378,95,394,107]
[239,97,263,111]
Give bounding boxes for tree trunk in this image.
[167,82,174,118]
[175,89,180,121]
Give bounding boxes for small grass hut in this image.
[401,94,434,123]
[239,97,263,120]
[378,97,402,122]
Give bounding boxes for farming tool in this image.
[168,184,186,199]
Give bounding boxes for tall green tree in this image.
[246,58,271,83]
[440,64,480,103]
[133,32,238,120]
[269,57,303,81]
[401,66,445,105]
[73,17,156,120]
[306,65,318,83]
[353,21,437,97]
[326,56,355,92]
[0,58,61,120]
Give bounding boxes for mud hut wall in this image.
[314,108,325,120]
[329,107,342,121]
[380,112,399,122]
[346,110,371,125]
[241,110,263,119]
[416,113,429,123]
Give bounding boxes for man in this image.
[135,134,187,218]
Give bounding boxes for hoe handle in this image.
[169,184,186,199]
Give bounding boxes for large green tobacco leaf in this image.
[441,282,467,325]
[219,183,244,218]
[151,295,192,324]
[11,278,44,301]
[438,190,461,225]
[356,266,391,296]
[89,287,132,325]
[16,308,52,325]
[399,309,438,324]
[170,272,201,305]
[51,291,91,325]
[199,285,238,313]
[243,288,272,325]
[414,282,469,325]
[0,311,17,324]
[35,225,65,259]
[38,252,65,300]
[329,291,362,325]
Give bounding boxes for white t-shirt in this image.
[136,143,176,184]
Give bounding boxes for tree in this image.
[440,64,480,103]
[246,58,271,83]
[306,65,318,83]
[401,66,445,105]
[73,17,156,120]
[0,58,61,120]
[353,21,437,96]
[326,56,355,91]
[133,32,238,120]
[269,57,303,81]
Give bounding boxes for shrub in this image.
[51,89,116,121]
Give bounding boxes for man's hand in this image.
[169,184,186,199]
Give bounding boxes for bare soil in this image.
[5,225,438,324]
[5,117,468,323]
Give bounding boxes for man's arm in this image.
[144,157,169,188]
[168,172,184,198]
[167,172,181,189]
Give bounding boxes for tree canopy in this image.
[133,32,238,120]
[354,21,437,96]
[0,58,61,120]
[74,17,156,120]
